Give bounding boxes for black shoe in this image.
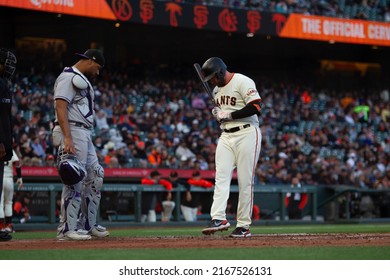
[201,219,230,235]
[0,231,12,242]
[229,227,251,238]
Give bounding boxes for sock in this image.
[5,216,12,224]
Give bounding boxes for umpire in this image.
[0,48,17,242]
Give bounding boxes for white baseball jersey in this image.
[213,73,261,130]
[54,67,95,128]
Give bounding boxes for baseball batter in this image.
[200,57,262,238]
[53,49,109,240]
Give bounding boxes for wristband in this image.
[16,166,22,178]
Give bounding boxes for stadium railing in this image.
[15,183,318,224]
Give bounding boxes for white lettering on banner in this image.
[301,17,321,34]
[368,24,390,40]
[323,20,365,38]
[30,0,74,9]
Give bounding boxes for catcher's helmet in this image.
[201,57,227,82]
[0,48,17,80]
[57,153,86,186]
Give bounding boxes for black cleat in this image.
[229,227,252,238]
[202,219,230,235]
[0,231,12,242]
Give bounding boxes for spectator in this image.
[191,95,207,109]
[30,135,46,159]
[285,174,308,220]
[275,0,288,13]
[167,170,191,218]
[175,140,196,161]
[103,141,117,166]
[147,146,162,167]
[180,171,213,222]
[107,156,120,168]
[115,143,131,167]
[37,128,53,155]
[45,154,56,167]
[20,142,35,160]
[13,194,31,224]
[141,170,173,222]
[95,109,110,132]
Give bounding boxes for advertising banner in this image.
[20,166,221,180]
[279,13,390,47]
[0,0,116,20]
[0,0,284,35]
[1,1,390,46]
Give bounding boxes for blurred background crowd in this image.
[2,0,389,193]
[9,63,390,191]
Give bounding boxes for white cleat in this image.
[57,230,92,241]
[90,226,110,238]
[76,229,89,235]
[96,224,107,231]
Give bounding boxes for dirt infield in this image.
[1,233,390,250]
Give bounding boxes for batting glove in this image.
[212,107,220,118]
[16,178,24,190]
[212,107,232,122]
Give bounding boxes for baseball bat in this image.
[193,63,219,108]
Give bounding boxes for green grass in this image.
[2,247,389,260]
[2,224,390,260]
[10,223,390,239]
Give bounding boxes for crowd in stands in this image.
[168,0,390,22]
[9,61,389,192]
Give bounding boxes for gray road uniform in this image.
[53,67,105,237]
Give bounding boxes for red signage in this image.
[21,166,221,180]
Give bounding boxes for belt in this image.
[54,121,90,129]
[223,124,250,133]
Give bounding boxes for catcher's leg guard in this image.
[161,201,175,222]
[79,164,104,231]
[57,185,82,235]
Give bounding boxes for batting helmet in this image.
[0,48,17,80]
[201,57,227,82]
[57,153,86,186]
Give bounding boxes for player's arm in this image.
[0,83,7,159]
[55,99,76,154]
[15,160,23,189]
[231,99,262,119]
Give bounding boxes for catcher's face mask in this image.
[0,49,17,80]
